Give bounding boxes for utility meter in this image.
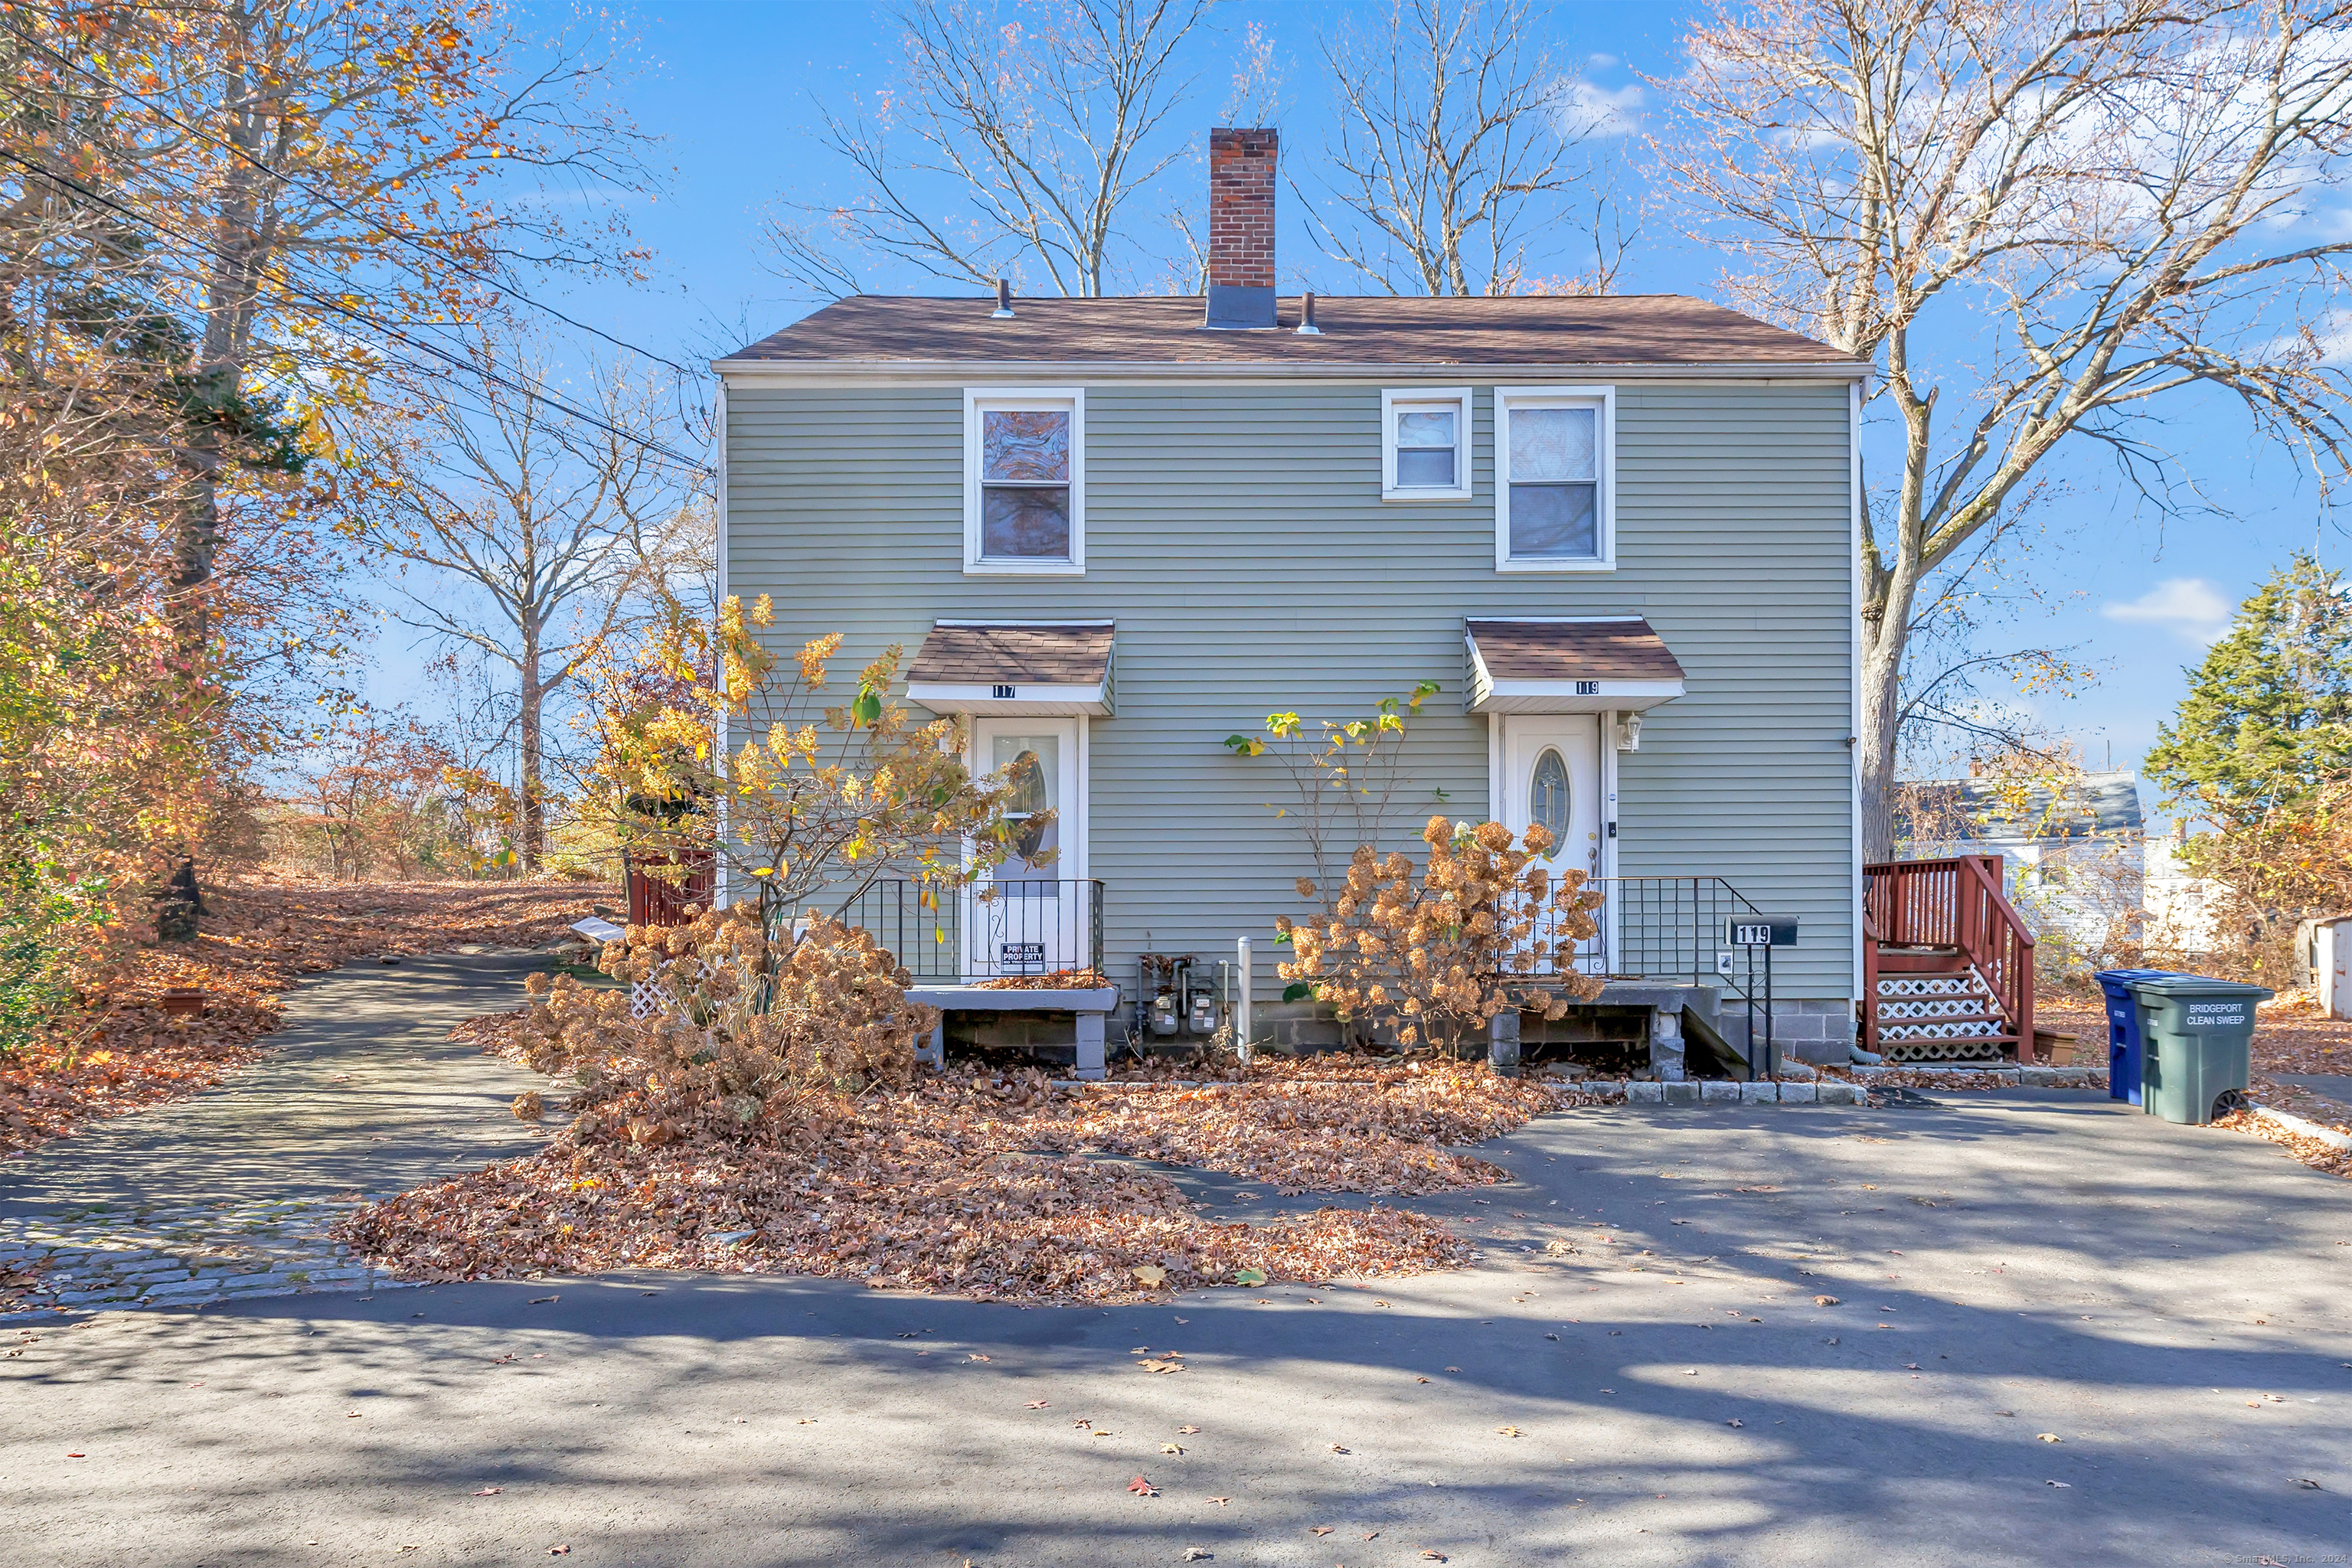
[1187,991,1220,1036]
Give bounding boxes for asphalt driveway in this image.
[6,1089,2348,1566]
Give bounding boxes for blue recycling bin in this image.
[2095,969,2187,1106]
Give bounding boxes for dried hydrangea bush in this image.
[516,904,936,1147]
[1281,815,1605,1052]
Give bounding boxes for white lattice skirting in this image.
[1877,998,1991,1021]
[1877,1019,2004,1040]
[1877,975,1978,998]
[629,953,726,1021]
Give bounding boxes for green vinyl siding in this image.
[725,377,1857,1001]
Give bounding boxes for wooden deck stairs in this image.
[1864,855,2037,1063]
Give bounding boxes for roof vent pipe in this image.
[1295,291,1321,335]
[991,278,1014,318]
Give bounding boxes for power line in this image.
[0,16,704,380]
[0,9,697,373]
[0,148,712,476]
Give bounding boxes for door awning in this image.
[905,621,1114,716]
[1465,617,1687,714]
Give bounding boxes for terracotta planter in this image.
[2033,1027,2078,1066]
[160,987,205,1018]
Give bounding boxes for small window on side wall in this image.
[1495,385,1614,572]
[1381,387,1472,501]
[965,388,1084,574]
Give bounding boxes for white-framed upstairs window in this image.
[1494,384,1614,572]
[1380,387,1472,501]
[965,387,1085,575]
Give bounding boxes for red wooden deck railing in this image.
[1862,854,2037,1060]
[625,848,715,927]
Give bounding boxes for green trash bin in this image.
[2126,975,2272,1125]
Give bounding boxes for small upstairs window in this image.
[1381,387,1472,500]
[965,388,1084,574]
[1496,385,1614,572]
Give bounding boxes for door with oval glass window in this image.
[1500,715,1603,974]
[967,717,1084,980]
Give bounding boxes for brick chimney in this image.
[1204,126,1276,329]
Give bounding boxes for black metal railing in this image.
[1517,875,1777,1076]
[834,877,1106,982]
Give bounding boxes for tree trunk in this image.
[1856,563,1921,864]
[518,655,544,876]
[162,18,270,939]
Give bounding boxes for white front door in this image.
[1499,715,1603,972]
[969,717,1085,978]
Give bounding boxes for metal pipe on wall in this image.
[1236,936,1253,1064]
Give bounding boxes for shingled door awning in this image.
[904,621,1115,716]
[1464,618,1687,714]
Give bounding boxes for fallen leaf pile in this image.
[2,879,607,1158]
[451,1010,532,1057]
[330,1055,1593,1303]
[1046,1071,1608,1196]
[2215,1102,2352,1181]
[972,969,1112,991]
[2243,1074,2352,1139]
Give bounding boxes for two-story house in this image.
[714,127,1867,1077]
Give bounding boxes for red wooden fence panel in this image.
[625,849,715,927]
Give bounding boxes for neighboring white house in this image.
[2143,830,2224,959]
[1899,770,2146,965]
[1898,769,2230,971]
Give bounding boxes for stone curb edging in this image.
[2252,1103,2352,1151]
[1049,1067,2107,1102]
[1048,1077,1873,1105]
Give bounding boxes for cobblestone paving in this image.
[0,1194,394,1309]
[2,949,562,1317]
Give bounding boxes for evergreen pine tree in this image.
[2144,553,2352,828]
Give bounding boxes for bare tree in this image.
[765,0,1213,297]
[1892,488,2099,779]
[1308,0,1628,296]
[1660,0,2352,859]
[355,327,697,871]
[1158,17,1287,292]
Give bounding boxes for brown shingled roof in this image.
[1467,619,1687,682]
[906,622,1114,687]
[721,294,1857,369]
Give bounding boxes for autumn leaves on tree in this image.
[1,0,657,1040]
[2145,555,2352,968]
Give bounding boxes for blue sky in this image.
[366,0,2344,789]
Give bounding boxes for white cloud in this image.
[1555,79,1644,140]
[2101,578,2233,644]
